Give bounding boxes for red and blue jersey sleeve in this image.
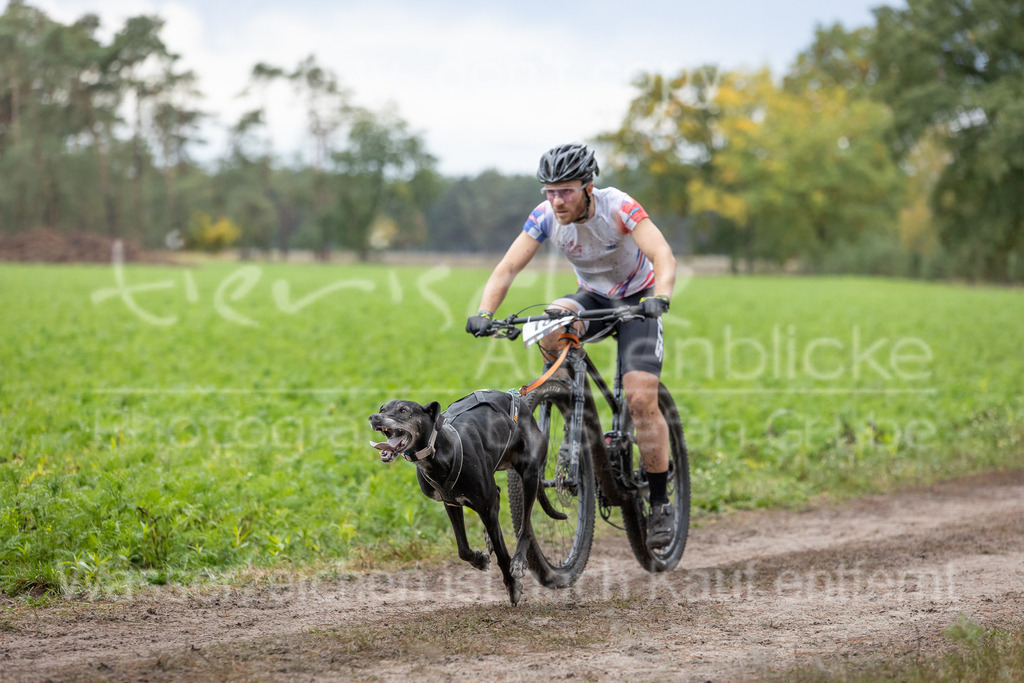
[523,202,553,242]
[616,195,649,233]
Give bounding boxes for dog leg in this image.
[445,505,490,571]
[483,481,503,555]
[478,497,522,606]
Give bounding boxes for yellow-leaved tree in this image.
[602,66,904,271]
[188,212,242,252]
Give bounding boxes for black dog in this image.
[369,390,548,605]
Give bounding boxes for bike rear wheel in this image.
[620,383,690,573]
[511,380,595,588]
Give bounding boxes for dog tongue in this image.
[369,435,405,452]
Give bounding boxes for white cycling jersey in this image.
[522,186,654,298]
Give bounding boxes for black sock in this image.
[648,471,668,506]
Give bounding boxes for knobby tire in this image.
[619,383,690,572]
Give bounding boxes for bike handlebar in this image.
[488,305,645,339]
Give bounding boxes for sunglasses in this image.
[541,186,584,200]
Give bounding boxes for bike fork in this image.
[557,356,589,496]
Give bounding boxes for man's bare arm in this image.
[478,232,542,313]
[631,218,676,299]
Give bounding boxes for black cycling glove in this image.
[638,295,670,318]
[465,310,494,337]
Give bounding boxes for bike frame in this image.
[498,306,648,504]
[579,336,651,501]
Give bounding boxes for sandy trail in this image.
[2,469,1022,681]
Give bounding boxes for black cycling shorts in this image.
[552,287,664,377]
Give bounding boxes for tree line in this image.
[602,0,1024,281]
[1,0,1021,281]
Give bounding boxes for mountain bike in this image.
[485,304,690,588]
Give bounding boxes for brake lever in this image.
[620,305,646,323]
[491,326,521,340]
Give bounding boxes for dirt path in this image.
[3,470,1023,682]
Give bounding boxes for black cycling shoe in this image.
[646,502,676,551]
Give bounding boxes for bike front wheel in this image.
[511,380,595,588]
[620,382,690,573]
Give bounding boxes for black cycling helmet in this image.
[536,143,600,184]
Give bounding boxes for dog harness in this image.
[405,390,522,503]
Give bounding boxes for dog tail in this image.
[537,486,569,521]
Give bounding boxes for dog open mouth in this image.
[369,427,411,463]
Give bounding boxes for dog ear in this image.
[424,401,441,423]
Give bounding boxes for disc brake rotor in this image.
[555,462,574,505]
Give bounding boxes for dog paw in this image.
[471,552,490,571]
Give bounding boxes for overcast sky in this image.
[30,0,900,176]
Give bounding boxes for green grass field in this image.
[1,261,1022,596]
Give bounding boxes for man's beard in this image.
[568,191,591,223]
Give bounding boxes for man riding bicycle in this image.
[466,142,678,550]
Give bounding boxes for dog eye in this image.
[399,406,409,414]
[378,405,385,412]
